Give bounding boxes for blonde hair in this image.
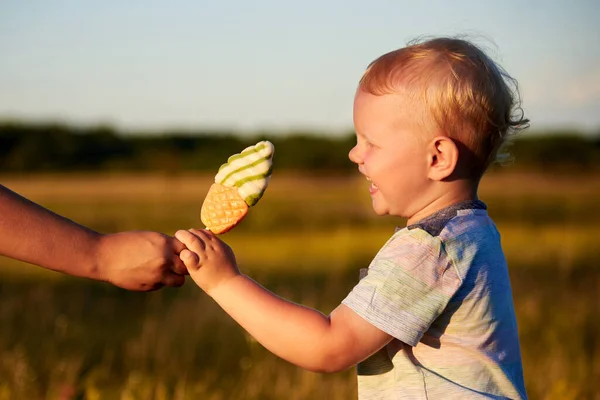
[359,37,529,177]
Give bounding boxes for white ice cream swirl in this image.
[214,141,274,206]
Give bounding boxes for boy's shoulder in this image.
[406,199,488,238]
[381,200,500,278]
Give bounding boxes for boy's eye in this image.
[364,139,375,149]
[356,134,376,149]
[357,136,368,146]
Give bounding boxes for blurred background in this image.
[1,1,599,399]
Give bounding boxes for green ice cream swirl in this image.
[214,141,274,206]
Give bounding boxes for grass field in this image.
[0,171,599,399]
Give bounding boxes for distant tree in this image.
[0,122,598,173]
[510,132,600,171]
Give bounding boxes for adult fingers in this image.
[162,272,186,288]
[171,235,186,254]
[171,253,189,275]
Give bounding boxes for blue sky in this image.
[1,0,599,135]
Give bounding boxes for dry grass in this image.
[0,171,599,399]
[2,169,598,200]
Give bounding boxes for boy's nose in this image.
[348,145,362,164]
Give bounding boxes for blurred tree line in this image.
[0,121,598,173]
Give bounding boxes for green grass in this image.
[0,172,599,399]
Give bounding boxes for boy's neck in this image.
[406,180,479,226]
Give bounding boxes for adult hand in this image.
[96,231,188,291]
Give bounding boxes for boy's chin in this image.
[371,202,390,216]
[372,201,406,218]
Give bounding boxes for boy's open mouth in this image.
[366,177,378,194]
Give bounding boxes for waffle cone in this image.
[201,183,249,234]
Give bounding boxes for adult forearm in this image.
[210,274,339,372]
[0,185,101,279]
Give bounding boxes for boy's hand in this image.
[174,229,240,295]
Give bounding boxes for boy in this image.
[176,37,529,399]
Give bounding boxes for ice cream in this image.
[201,141,274,234]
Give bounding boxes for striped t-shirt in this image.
[342,200,527,399]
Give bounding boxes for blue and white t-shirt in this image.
[343,200,527,399]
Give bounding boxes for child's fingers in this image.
[180,249,200,270]
[189,228,215,243]
[175,229,206,252]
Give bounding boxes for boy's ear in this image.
[427,136,459,181]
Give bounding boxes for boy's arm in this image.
[0,184,187,290]
[176,228,393,373]
[211,275,392,373]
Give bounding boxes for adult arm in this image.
[0,184,186,290]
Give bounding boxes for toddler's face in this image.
[349,89,431,219]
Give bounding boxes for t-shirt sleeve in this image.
[342,229,463,347]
